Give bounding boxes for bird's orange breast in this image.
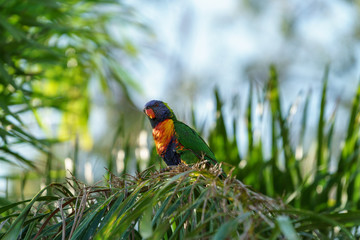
[152,119,175,156]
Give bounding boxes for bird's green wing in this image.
[174,121,217,165]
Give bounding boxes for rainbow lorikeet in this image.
[143,100,218,167]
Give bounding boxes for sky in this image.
[123,0,359,106]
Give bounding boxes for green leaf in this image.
[212,213,251,240]
[276,215,299,240]
[140,204,153,239]
[2,185,53,240]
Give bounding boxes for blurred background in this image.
[1,0,359,209]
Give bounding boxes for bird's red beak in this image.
[145,108,155,119]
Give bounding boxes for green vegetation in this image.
[0,0,139,169]
[1,164,359,239]
[1,0,360,239]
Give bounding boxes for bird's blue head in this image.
[144,100,176,128]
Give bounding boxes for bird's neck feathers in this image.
[163,103,175,114]
[163,103,177,121]
[150,104,177,128]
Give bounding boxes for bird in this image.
[143,100,219,169]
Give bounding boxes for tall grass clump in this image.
[207,66,360,214]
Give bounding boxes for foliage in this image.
[1,164,359,239]
[0,0,139,169]
[206,66,360,213]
